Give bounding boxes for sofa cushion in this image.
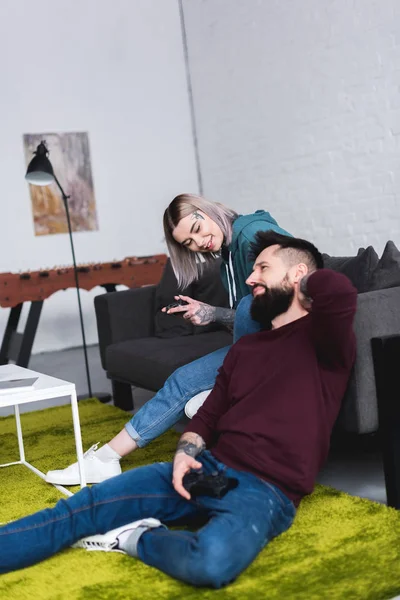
[369,241,400,291]
[105,330,233,391]
[322,246,379,292]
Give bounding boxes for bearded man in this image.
[0,232,357,589]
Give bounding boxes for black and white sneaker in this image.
[71,518,162,553]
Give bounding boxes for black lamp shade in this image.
[25,142,55,187]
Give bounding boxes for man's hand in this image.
[162,295,216,326]
[172,433,206,499]
[172,452,202,500]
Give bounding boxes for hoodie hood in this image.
[230,211,280,253]
[221,210,292,308]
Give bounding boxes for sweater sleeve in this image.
[183,346,237,446]
[306,269,357,368]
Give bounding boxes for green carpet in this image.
[1,399,400,600]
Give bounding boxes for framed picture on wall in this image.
[23,131,99,236]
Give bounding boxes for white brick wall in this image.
[0,0,198,352]
[182,0,400,255]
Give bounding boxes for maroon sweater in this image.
[185,269,357,507]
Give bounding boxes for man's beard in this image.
[250,279,294,329]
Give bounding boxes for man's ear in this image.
[293,263,308,284]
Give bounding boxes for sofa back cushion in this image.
[324,241,400,293]
[322,246,379,292]
[369,241,400,291]
[153,259,194,338]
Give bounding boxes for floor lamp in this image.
[25,141,93,397]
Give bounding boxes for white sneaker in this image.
[185,390,212,419]
[72,518,162,553]
[45,443,122,485]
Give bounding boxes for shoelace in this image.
[83,443,100,461]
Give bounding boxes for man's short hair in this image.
[249,231,324,272]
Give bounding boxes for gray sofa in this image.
[95,242,400,506]
[337,285,400,434]
[322,241,400,508]
[95,257,232,411]
[322,242,400,437]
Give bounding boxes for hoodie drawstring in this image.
[225,252,237,309]
[225,264,233,308]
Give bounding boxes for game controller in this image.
[182,470,239,499]
[165,299,189,312]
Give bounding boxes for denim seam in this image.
[129,388,207,440]
[0,494,186,536]
[259,481,288,509]
[124,422,141,445]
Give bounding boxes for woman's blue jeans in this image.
[125,295,260,446]
[0,451,295,587]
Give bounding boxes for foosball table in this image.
[0,254,167,368]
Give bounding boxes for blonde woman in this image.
[46,194,291,485]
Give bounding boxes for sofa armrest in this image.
[95,286,156,369]
[339,286,400,434]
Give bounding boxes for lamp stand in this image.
[53,175,93,398]
[25,141,111,403]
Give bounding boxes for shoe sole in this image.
[72,541,126,553]
[45,473,120,485]
[72,519,162,551]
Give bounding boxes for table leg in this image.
[70,389,87,488]
[14,404,25,462]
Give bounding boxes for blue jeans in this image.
[0,451,295,587]
[126,295,260,446]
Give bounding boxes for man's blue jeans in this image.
[126,295,260,446]
[0,451,295,587]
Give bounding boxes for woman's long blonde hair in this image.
[163,194,238,288]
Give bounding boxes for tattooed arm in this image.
[191,303,235,332]
[175,433,206,459]
[172,432,206,499]
[213,307,235,331]
[172,344,238,499]
[164,294,235,332]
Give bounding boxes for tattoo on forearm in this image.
[299,275,309,296]
[214,308,235,326]
[176,437,206,458]
[193,305,236,328]
[191,211,204,221]
[299,275,313,309]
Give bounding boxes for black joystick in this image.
[165,299,189,312]
[182,471,238,499]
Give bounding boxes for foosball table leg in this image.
[0,301,43,368]
[17,301,44,367]
[0,304,23,365]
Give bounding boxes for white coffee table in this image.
[0,364,86,497]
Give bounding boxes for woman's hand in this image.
[162,295,216,326]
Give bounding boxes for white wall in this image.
[182,0,400,256]
[0,0,198,352]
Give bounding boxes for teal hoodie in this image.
[220,210,292,307]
